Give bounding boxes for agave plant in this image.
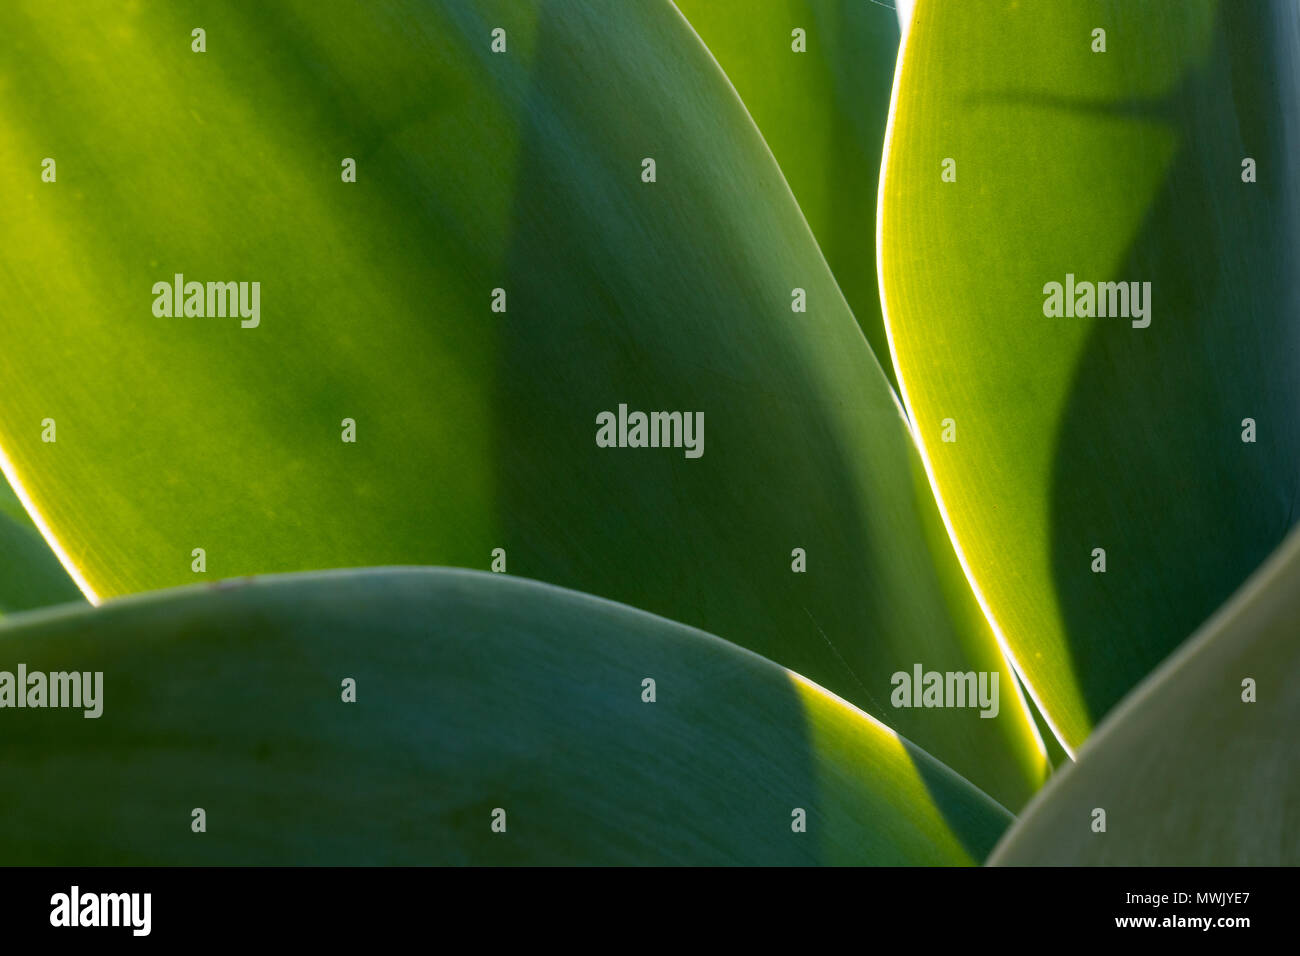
[0,0,1295,865]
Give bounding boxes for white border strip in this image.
[0,443,102,605]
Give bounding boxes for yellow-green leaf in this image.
[880,0,1300,748]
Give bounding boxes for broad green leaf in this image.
[0,1,1046,804]
[0,469,85,615]
[0,567,1011,864]
[879,0,1300,748]
[991,526,1300,865]
[674,0,902,388]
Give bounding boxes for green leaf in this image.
[674,0,902,389]
[0,1,1046,804]
[879,0,1300,748]
[0,469,85,615]
[990,526,1300,865]
[0,568,1011,864]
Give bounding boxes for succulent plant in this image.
[0,0,1294,865]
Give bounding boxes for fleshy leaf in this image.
[0,0,1046,804]
[879,0,1300,747]
[0,568,1011,865]
[991,526,1300,865]
[675,0,902,387]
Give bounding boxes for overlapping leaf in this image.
[0,0,1045,805]
[991,526,1300,865]
[0,568,1011,864]
[675,0,902,387]
[879,0,1300,747]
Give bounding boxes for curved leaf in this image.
[674,0,902,388]
[0,0,1046,804]
[0,567,1011,864]
[879,0,1300,747]
[991,526,1300,865]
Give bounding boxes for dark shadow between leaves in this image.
[1046,0,1300,727]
